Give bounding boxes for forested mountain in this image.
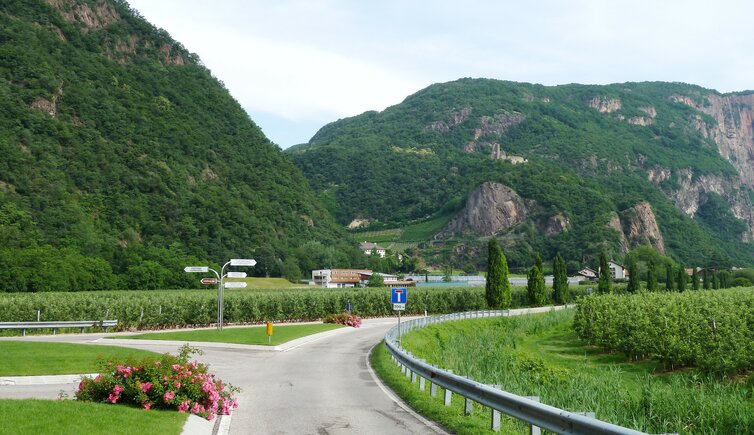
[288,79,754,269]
[0,0,357,290]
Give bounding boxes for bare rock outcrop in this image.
[46,0,120,30]
[541,214,570,237]
[672,93,754,188]
[622,202,666,254]
[607,212,630,253]
[424,107,473,133]
[589,97,622,113]
[439,182,527,237]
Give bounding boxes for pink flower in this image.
[113,385,125,394]
[177,401,191,413]
[172,364,181,371]
[143,402,152,410]
[78,381,86,392]
[190,402,204,415]
[174,381,182,389]
[202,380,215,393]
[163,391,175,402]
[208,413,215,421]
[108,393,119,404]
[141,382,153,392]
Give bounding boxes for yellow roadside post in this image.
[266,321,273,344]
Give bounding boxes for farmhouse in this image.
[311,269,371,288]
[597,260,628,280]
[359,241,386,258]
[576,267,597,280]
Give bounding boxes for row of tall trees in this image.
[485,237,571,308]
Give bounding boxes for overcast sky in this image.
[126,0,754,148]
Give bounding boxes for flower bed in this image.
[324,312,362,327]
[76,345,238,420]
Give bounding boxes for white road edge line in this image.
[366,343,450,435]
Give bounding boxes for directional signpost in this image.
[184,258,256,331]
[392,287,408,343]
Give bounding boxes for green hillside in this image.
[0,0,356,290]
[288,78,754,268]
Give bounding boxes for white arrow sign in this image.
[230,259,256,266]
[226,271,247,278]
[184,266,209,273]
[224,281,248,289]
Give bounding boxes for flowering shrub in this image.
[76,345,239,420]
[323,312,362,328]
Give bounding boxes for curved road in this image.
[0,318,444,434]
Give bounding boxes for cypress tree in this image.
[597,253,612,294]
[486,237,503,308]
[703,269,710,289]
[647,261,658,291]
[552,252,569,304]
[677,264,686,292]
[712,272,719,289]
[527,264,547,306]
[486,237,511,308]
[626,257,640,293]
[691,268,700,290]
[665,263,675,291]
[535,253,544,274]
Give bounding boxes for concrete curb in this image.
[0,373,98,386]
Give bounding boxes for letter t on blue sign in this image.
[391,287,408,304]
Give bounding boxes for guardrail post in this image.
[444,388,452,406]
[576,412,596,419]
[419,376,426,391]
[491,408,501,431]
[406,368,412,379]
[526,397,541,435]
[464,396,473,415]
[411,371,417,383]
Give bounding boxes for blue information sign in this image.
[391,287,408,304]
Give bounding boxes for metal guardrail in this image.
[385,308,668,435]
[0,320,118,336]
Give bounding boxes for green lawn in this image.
[0,342,161,376]
[0,399,187,435]
[382,309,754,434]
[118,323,344,346]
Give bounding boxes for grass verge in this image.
[394,309,754,434]
[0,342,160,376]
[370,341,529,434]
[0,399,187,435]
[117,323,344,345]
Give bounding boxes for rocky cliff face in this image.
[673,93,754,188]
[648,168,754,242]
[607,202,666,254]
[440,182,527,237]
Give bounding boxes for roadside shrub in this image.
[76,345,238,420]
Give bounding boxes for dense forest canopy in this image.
[0,0,360,290]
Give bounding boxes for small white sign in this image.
[393,303,406,311]
[230,259,256,266]
[184,266,209,273]
[224,281,248,288]
[226,271,247,278]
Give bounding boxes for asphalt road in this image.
[0,318,444,434]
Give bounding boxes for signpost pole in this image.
[398,310,402,344]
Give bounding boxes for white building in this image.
[311,269,371,288]
[599,260,627,279]
[359,241,386,258]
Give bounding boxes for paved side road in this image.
[0,318,445,434]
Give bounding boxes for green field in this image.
[0,399,187,435]
[384,309,754,434]
[119,323,344,346]
[0,342,161,376]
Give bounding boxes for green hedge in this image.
[0,285,587,330]
[573,289,754,375]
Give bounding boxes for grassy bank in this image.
[384,309,754,434]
